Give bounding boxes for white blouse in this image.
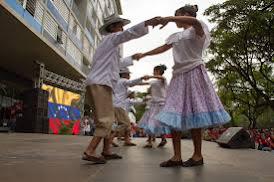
[166,20,211,75]
[144,95,152,110]
[150,78,167,105]
[86,22,149,89]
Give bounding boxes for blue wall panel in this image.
[5,0,24,17]
[23,11,42,33]
[47,0,68,31]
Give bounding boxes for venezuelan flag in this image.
[42,84,81,134]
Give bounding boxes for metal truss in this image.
[43,70,86,92]
[34,61,86,116]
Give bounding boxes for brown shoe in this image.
[82,152,107,164]
[182,158,204,167]
[101,153,123,160]
[160,159,183,167]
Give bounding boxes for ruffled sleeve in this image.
[165,32,179,45]
[165,29,196,45]
[165,20,211,49]
[199,20,211,49]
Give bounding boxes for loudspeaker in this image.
[15,88,49,134]
[216,127,255,149]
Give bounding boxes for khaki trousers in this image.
[86,85,114,138]
[114,107,131,135]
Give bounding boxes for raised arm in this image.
[159,16,204,37]
[127,98,144,106]
[122,77,148,87]
[112,17,160,46]
[144,75,165,81]
[134,44,172,60]
[120,56,134,69]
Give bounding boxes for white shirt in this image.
[86,22,149,89]
[113,78,143,109]
[150,78,167,105]
[125,98,143,112]
[84,125,90,132]
[128,112,136,124]
[166,20,211,75]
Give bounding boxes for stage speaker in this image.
[216,127,255,149]
[15,88,49,134]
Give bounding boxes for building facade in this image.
[0,0,123,133]
[1,0,122,77]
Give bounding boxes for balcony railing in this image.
[4,0,93,75]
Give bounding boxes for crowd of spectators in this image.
[203,127,227,141]
[250,128,274,153]
[203,127,274,153]
[0,101,23,131]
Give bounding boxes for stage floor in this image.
[0,133,273,182]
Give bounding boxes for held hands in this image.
[132,53,145,61]
[145,17,170,29]
[157,17,170,29]
[145,16,161,28]
[141,75,151,81]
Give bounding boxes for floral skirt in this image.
[155,65,231,131]
[138,104,170,135]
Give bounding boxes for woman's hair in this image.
[154,64,167,75]
[175,5,198,17]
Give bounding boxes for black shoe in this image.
[157,140,167,148]
[82,152,107,164]
[112,142,119,147]
[160,159,183,167]
[101,153,123,160]
[143,144,153,148]
[182,158,204,167]
[124,142,137,146]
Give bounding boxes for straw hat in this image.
[120,67,131,74]
[99,14,130,35]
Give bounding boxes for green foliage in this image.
[205,0,274,128]
[134,92,147,122]
[135,104,146,122]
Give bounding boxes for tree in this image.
[204,0,274,128]
[134,92,147,121]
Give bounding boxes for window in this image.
[34,1,44,24]
[85,19,95,40]
[97,6,104,24]
[17,0,24,6]
[83,36,90,55]
[50,0,70,23]
[57,26,63,44]
[69,14,82,42]
[69,14,75,31]
[26,0,37,16]
[44,13,58,40]
[67,39,83,67]
[16,0,37,16]
[98,0,106,11]
[86,1,93,17]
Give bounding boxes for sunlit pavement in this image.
[0,133,273,182]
